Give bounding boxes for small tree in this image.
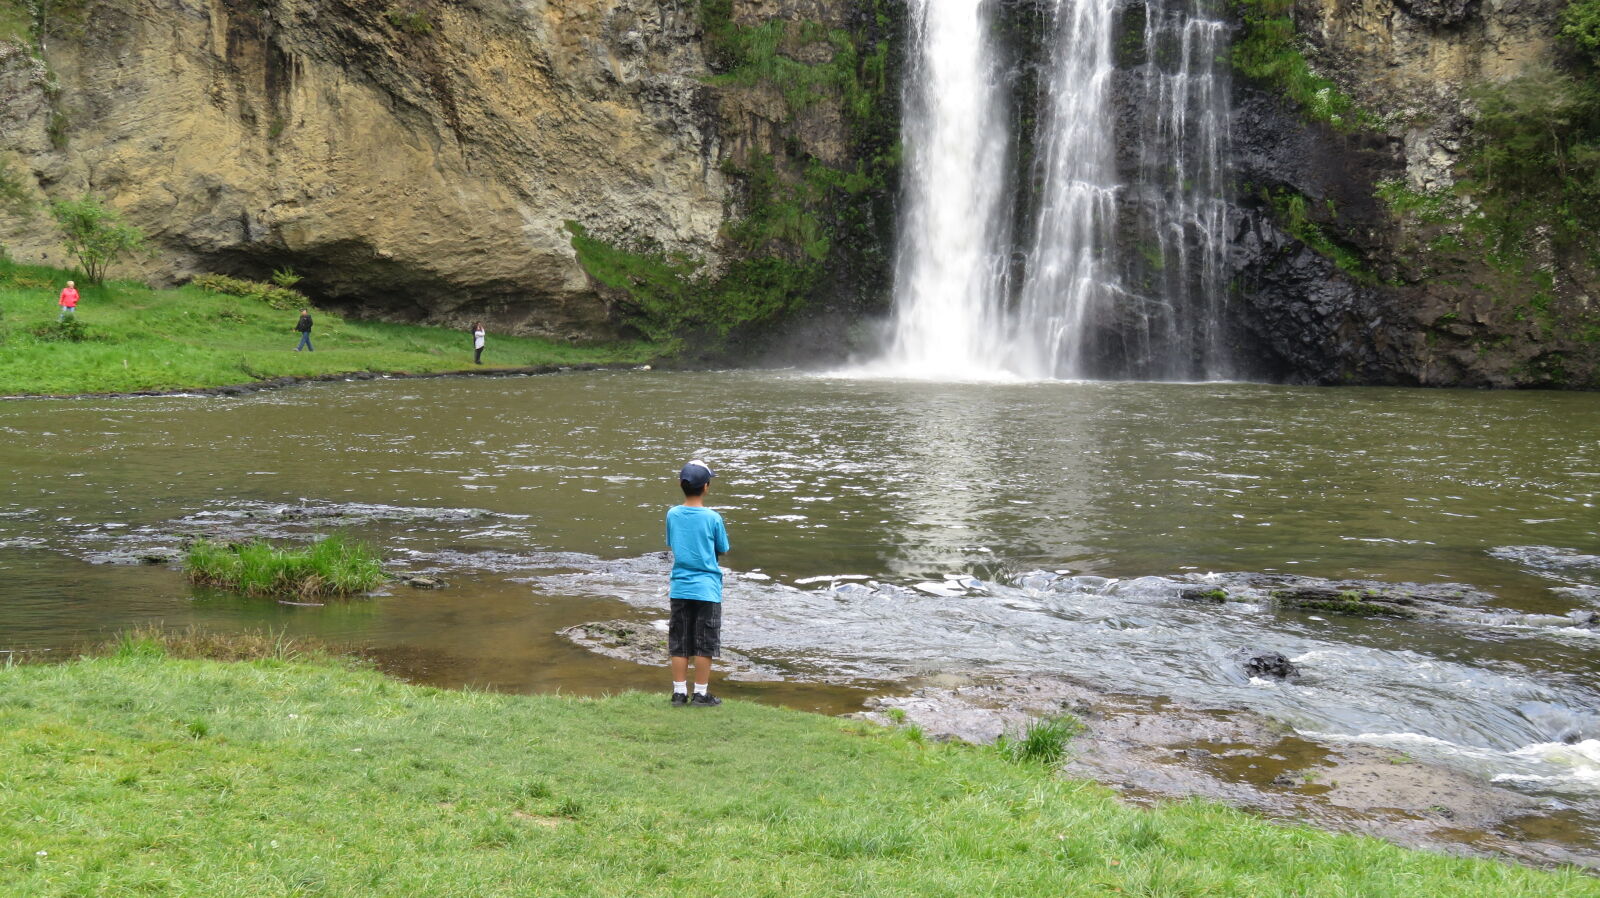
[50,194,146,284]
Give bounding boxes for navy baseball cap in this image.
[679,459,714,488]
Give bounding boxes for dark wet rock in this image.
[1179,573,1494,622]
[1237,650,1299,681]
[1267,585,1422,619]
[400,575,447,589]
[1394,0,1477,26]
[560,619,783,682]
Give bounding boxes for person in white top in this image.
[471,321,486,365]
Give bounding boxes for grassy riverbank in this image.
[0,261,658,396]
[2,645,1593,896]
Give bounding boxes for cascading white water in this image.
[875,0,1013,379]
[1013,0,1121,380]
[1130,0,1233,380]
[873,0,1236,382]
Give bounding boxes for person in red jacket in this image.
[58,281,78,321]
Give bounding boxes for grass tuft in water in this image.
[999,714,1082,767]
[185,535,385,599]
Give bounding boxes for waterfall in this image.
[1013,0,1121,380]
[877,0,1014,379]
[1123,0,1234,380]
[873,0,1235,382]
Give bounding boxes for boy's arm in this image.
[715,518,730,556]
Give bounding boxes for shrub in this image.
[185,535,386,599]
[1464,66,1600,244]
[49,194,147,284]
[191,272,306,311]
[1563,0,1600,66]
[28,317,90,342]
[270,266,303,289]
[384,5,433,35]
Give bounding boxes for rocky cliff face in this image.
[0,0,857,339]
[1223,0,1600,387]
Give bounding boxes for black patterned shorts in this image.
[668,598,722,659]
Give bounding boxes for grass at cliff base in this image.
[0,262,658,396]
[2,646,1594,897]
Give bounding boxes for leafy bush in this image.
[1464,66,1600,244]
[269,267,303,289]
[186,535,386,599]
[191,272,306,311]
[28,317,90,342]
[49,194,146,284]
[1563,0,1600,66]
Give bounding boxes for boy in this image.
[666,459,730,707]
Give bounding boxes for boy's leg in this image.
[691,656,712,686]
[670,656,690,682]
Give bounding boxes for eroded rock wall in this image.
[1,0,734,337]
[1226,0,1600,387]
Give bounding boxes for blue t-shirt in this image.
[666,505,730,602]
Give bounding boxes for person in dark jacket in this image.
[294,309,313,352]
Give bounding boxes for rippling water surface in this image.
[3,372,1599,796]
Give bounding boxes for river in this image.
[3,371,1599,835]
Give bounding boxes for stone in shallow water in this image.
[1236,649,1299,681]
[401,575,447,589]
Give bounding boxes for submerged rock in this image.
[1179,573,1491,622]
[400,575,447,590]
[559,619,783,682]
[84,547,184,566]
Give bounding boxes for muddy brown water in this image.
[2,370,1598,861]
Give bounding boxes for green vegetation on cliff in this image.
[569,2,899,348]
[1230,0,1373,130]
[3,647,1594,897]
[0,261,657,396]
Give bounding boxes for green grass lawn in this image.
[2,644,1594,897]
[0,261,659,396]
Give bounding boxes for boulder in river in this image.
[1236,649,1299,681]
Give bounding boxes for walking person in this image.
[665,459,730,707]
[293,308,314,352]
[57,280,78,321]
[472,321,486,365]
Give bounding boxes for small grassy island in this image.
[1,638,1593,897]
[186,536,386,599]
[0,261,659,397]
